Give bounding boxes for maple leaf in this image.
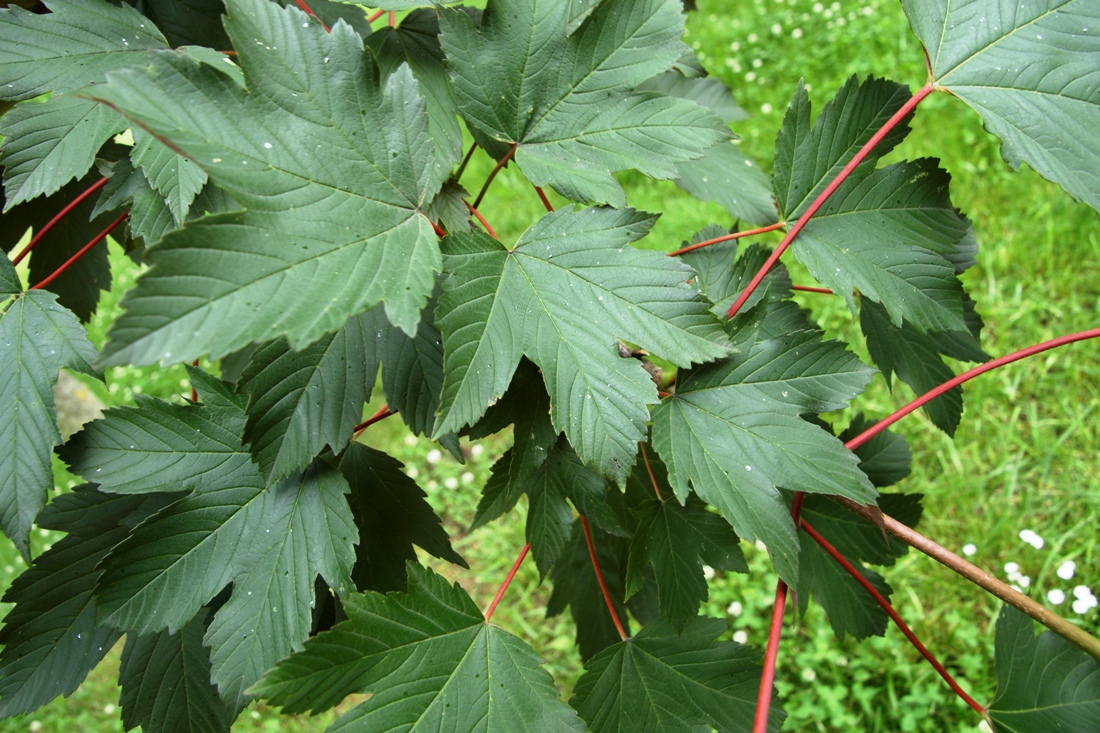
[434,205,732,482]
[903,0,1100,213]
[651,328,877,585]
[252,564,586,731]
[439,0,731,206]
[89,0,445,365]
[0,290,99,558]
[987,605,1100,732]
[570,618,783,732]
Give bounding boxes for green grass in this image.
[4,0,1099,731]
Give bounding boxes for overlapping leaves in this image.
[434,205,731,482]
[253,564,585,731]
[439,0,731,206]
[91,0,444,365]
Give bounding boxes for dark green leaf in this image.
[839,414,912,488]
[239,311,380,481]
[119,611,233,733]
[0,97,125,209]
[366,8,464,193]
[59,371,254,495]
[794,158,969,333]
[0,488,154,717]
[674,142,779,227]
[434,206,732,482]
[128,0,233,48]
[547,518,630,660]
[373,294,447,438]
[637,72,748,124]
[340,443,465,594]
[988,604,1100,732]
[904,0,1100,212]
[0,250,19,295]
[626,495,744,630]
[797,533,894,641]
[799,493,921,568]
[92,0,443,365]
[203,460,357,708]
[440,0,730,205]
[130,129,208,223]
[253,564,585,731]
[651,329,876,584]
[570,618,782,732]
[773,76,912,219]
[0,0,168,101]
[0,291,98,557]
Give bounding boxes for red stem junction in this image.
[667,221,785,257]
[353,404,395,437]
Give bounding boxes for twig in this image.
[485,544,530,622]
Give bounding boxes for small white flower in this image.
[1019,529,1044,549]
[727,601,743,617]
[403,434,418,446]
[405,466,418,479]
[461,471,475,484]
[426,449,442,464]
[962,543,977,557]
[443,477,459,490]
[733,630,748,644]
[1004,561,1019,576]
[1072,597,1097,615]
[751,58,763,69]
[103,703,116,715]
[791,28,803,39]
[978,721,993,733]
[770,23,783,35]
[801,667,817,682]
[1057,560,1076,580]
[1047,589,1066,605]
[703,565,715,580]
[760,103,773,114]
[29,722,42,733]
[1073,585,1094,600]
[470,443,485,457]
[745,71,757,82]
[748,33,758,43]
[1018,575,1031,588]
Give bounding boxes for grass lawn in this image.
[3,0,1098,731]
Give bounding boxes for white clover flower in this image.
[1019,529,1044,549]
[962,543,977,557]
[1004,561,1019,576]
[751,58,763,69]
[792,28,803,39]
[801,668,817,682]
[461,471,475,484]
[1072,597,1097,615]
[444,477,459,490]
[760,103,773,114]
[733,629,748,644]
[426,449,442,464]
[403,434,418,446]
[1073,585,1094,600]
[405,466,418,479]
[1057,560,1076,580]
[103,704,116,715]
[470,443,484,457]
[1018,575,1031,588]
[745,71,757,82]
[1047,589,1066,605]
[703,565,715,580]
[770,23,783,35]
[727,601,743,617]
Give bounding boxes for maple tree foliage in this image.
[0,0,1099,731]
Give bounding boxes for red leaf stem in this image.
[800,519,985,714]
[454,142,478,183]
[367,9,385,23]
[640,443,663,502]
[485,543,530,623]
[726,83,936,319]
[30,210,127,291]
[666,221,785,257]
[792,285,833,294]
[293,0,329,32]
[581,516,629,640]
[191,359,199,403]
[389,11,395,27]
[12,176,109,266]
[844,327,1100,453]
[753,492,805,733]
[533,185,554,213]
[353,404,395,437]
[465,201,498,239]
[472,144,517,209]
[421,212,446,238]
